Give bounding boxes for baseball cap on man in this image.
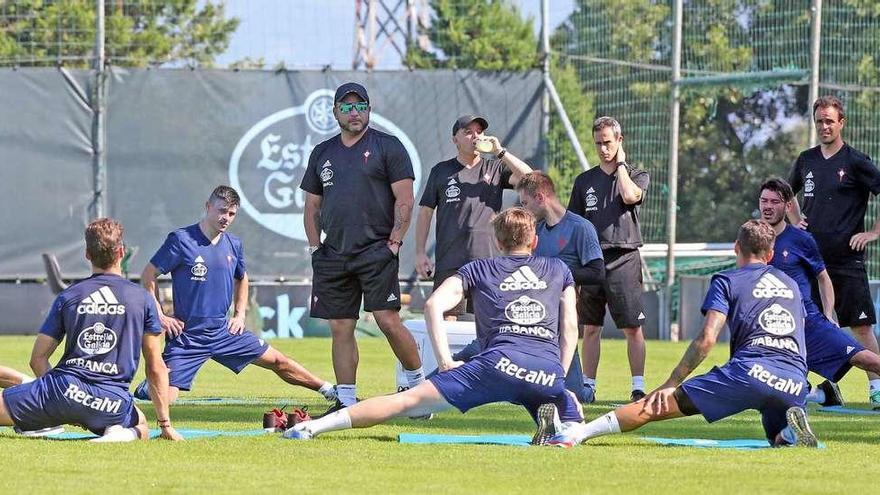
[334,82,370,104]
[452,115,489,136]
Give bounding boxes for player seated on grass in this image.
[0,218,181,442]
[759,177,880,408]
[549,220,819,448]
[283,207,583,443]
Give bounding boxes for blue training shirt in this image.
[535,211,603,270]
[457,255,574,361]
[150,223,246,331]
[769,224,825,317]
[701,263,807,374]
[40,273,161,388]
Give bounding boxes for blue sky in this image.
[213,0,575,69]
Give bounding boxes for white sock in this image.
[805,388,825,404]
[302,410,352,437]
[90,425,139,443]
[632,376,645,391]
[337,384,357,406]
[572,411,621,444]
[869,379,880,393]
[582,376,596,389]
[404,367,425,388]
[318,382,337,401]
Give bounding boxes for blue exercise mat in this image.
[134,397,277,406]
[816,406,880,416]
[399,433,532,446]
[640,436,825,449]
[4,428,268,441]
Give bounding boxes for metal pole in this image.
[664,0,682,339]
[808,0,822,147]
[92,0,106,219]
[540,0,550,170]
[544,75,590,171]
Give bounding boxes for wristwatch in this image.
[307,245,321,255]
[496,148,507,159]
[388,239,403,246]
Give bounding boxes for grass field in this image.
[0,335,877,494]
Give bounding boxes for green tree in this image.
[0,0,239,68]
[406,0,537,70]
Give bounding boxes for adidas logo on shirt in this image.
[586,187,595,193]
[77,286,126,315]
[752,273,794,299]
[499,266,548,291]
[846,346,855,354]
[322,160,332,168]
[859,311,868,320]
[387,293,398,302]
[805,171,813,178]
[447,178,457,185]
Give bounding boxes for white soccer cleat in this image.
[14,425,64,437]
[89,424,138,443]
[282,423,314,440]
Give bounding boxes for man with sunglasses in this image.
[414,115,532,320]
[301,82,425,412]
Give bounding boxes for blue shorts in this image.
[2,373,137,435]
[679,359,808,441]
[164,328,269,391]
[430,348,583,423]
[805,312,864,382]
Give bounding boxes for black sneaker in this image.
[315,399,352,418]
[817,380,845,407]
[531,403,558,445]
[630,390,646,402]
[785,407,818,448]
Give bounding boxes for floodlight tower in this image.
[353,0,429,70]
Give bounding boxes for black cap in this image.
[334,82,369,104]
[452,115,489,135]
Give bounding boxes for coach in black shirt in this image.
[568,116,649,403]
[788,95,880,406]
[301,82,424,412]
[414,115,532,318]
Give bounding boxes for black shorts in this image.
[577,248,645,328]
[433,268,473,317]
[825,263,876,327]
[309,243,401,320]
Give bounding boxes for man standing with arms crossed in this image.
[415,115,532,319]
[568,116,650,403]
[788,96,880,408]
[301,82,424,412]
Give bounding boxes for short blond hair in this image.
[737,220,775,257]
[85,218,124,269]
[492,208,536,252]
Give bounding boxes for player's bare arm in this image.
[645,310,725,415]
[786,197,808,229]
[849,214,880,251]
[143,331,183,441]
[485,135,532,187]
[614,144,643,205]
[558,286,579,372]
[29,334,59,377]
[424,275,466,371]
[228,273,249,335]
[414,206,435,279]
[816,269,838,325]
[303,192,323,248]
[388,178,414,255]
[142,263,185,337]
